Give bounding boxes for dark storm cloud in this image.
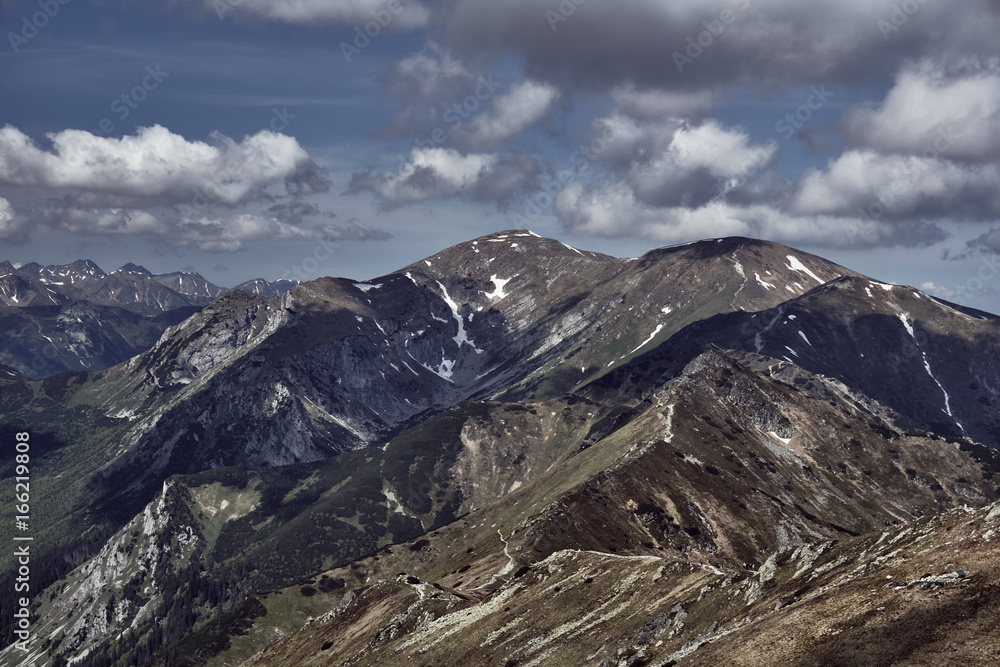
[444,0,1000,92]
[946,227,1000,259]
[267,201,338,224]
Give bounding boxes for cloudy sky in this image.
[1,0,999,311]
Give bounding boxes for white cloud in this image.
[791,150,1000,220]
[0,196,20,241]
[843,59,1000,162]
[610,84,715,119]
[553,181,947,249]
[554,181,751,241]
[17,200,387,252]
[632,120,776,196]
[376,42,484,139]
[591,114,777,208]
[920,282,958,299]
[0,125,389,250]
[390,42,473,97]
[346,147,542,209]
[172,213,341,252]
[0,124,322,207]
[454,80,560,149]
[210,0,431,30]
[348,147,497,207]
[0,197,13,225]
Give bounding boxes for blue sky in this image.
[2,0,1000,312]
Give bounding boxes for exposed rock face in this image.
[220,349,1000,667]
[232,278,299,296]
[4,231,1000,667]
[601,274,1000,447]
[74,232,877,484]
[3,481,204,667]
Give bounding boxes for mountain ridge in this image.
[2,230,999,666]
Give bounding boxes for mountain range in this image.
[1,231,998,667]
[0,260,298,378]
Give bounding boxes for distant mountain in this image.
[0,300,198,377]
[13,258,107,291]
[153,271,227,300]
[0,259,299,377]
[0,259,298,315]
[0,273,71,307]
[2,231,999,667]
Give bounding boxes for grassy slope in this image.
[214,351,1000,666]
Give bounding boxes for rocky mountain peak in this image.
[113,262,152,275]
[67,258,106,276]
[4,231,1000,667]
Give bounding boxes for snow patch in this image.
[899,313,915,338]
[484,274,512,300]
[900,311,962,430]
[785,255,825,284]
[755,273,775,290]
[769,431,792,445]
[559,241,584,256]
[630,324,664,355]
[436,281,484,354]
